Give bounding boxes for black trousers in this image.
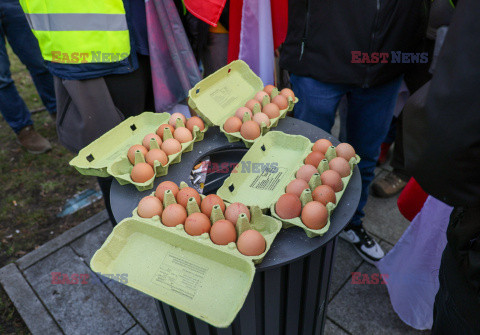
[390,39,435,179]
[432,207,480,334]
[98,54,153,226]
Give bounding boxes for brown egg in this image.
[235,107,253,121]
[264,85,276,96]
[329,157,351,178]
[275,193,302,219]
[262,103,280,119]
[137,196,163,218]
[286,179,310,198]
[272,94,288,110]
[312,185,336,205]
[201,194,226,217]
[237,230,266,256]
[312,139,333,154]
[223,116,243,133]
[173,127,193,143]
[186,116,205,132]
[155,181,179,202]
[320,170,343,192]
[161,204,187,227]
[336,143,356,161]
[240,120,261,140]
[255,90,269,102]
[210,220,237,245]
[176,187,201,207]
[145,149,168,167]
[156,124,175,139]
[296,164,318,182]
[131,163,155,183]
[305,151,325,168]
[301,201,328,230]
[127,145,148,164]
[252,112,271,127]
[142,133,162,150]
[245,99,261,111]
[168,112,187,127]
[185,212,211,236]
[161,138,182,156]
[225,202,251,225]
[280,88,295,100]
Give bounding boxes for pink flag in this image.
[146,0,201,112]
[238,0,275,85]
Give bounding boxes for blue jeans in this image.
[0,0,56,133]
[290,74,402,227]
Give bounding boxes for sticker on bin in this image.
[188,60,298,148]
[69,112,208,191]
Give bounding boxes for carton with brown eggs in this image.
[69,112,208,191]
[188,60,298,148]
[90,181,282,328]
[216,131,360,238]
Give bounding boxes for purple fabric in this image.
[146,0,201,112]
[238,0,274,85]
[377,196,452,330]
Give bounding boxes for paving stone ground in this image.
[0,166,430,335]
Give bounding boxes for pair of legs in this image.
[0,0,56,133]
[290,74,403,227]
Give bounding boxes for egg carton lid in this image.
[90,217,255,328]
[217,131,313,210]
[188,60,264,127]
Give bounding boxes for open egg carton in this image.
[90,181,281,328]
[216,131,360,238]
[69,112,208,191]
[188,60,298,148]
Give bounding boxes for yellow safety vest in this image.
[19,0,131,64]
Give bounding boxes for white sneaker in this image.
[339,226,385,265]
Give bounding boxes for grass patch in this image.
[0,45,104,333]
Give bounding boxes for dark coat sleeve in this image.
[403,0,480,208]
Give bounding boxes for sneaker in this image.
[16,125,52,154]
[377,142,392,165]
[339,226,385,264]
[371,171,408,198]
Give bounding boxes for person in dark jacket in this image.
[403,0,480,332]
[280,0,429,263]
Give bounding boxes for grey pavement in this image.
[0,167,429,335]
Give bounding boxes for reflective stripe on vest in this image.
[19,0,130,64]
[25,13,128,32]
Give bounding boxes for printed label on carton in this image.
[210,87,238,108]
[152,253,208,300]
[249,166,287,191]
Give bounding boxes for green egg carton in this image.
[188,60,298,148]
[269,152,360,238]
[217,131,360,237]
[90,181,282,328]
[69,112,208,191]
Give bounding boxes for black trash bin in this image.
[111,117,361,335]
